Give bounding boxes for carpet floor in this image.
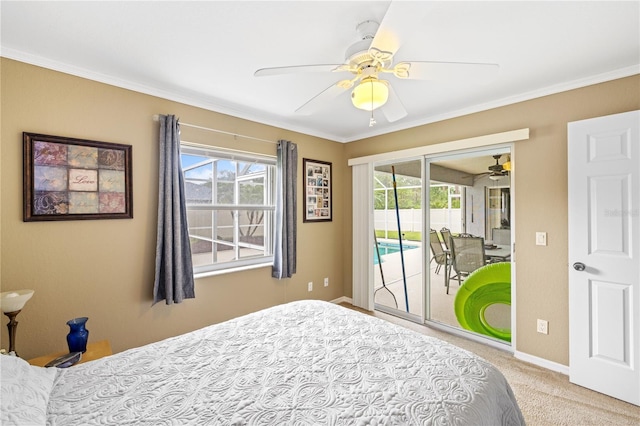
[342,303,640,425]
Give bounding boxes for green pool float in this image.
[454,262,511,342]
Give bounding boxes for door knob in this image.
[573,262,586,271]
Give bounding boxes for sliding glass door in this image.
[426,147,513,346]
[372,159,424,322]
[368,146,514,346]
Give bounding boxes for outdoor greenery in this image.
[374,171,461,209]
[374,172,421,209]
[430,186,461,208]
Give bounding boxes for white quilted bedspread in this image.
[47,300,524,425]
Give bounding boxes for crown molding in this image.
[3,47,638,144]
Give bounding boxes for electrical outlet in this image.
[324,277,329,287]
[537,319,549,334]
[308,282,313,292]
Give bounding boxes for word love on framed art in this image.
[23,132,133,221]
[303,158,332,222]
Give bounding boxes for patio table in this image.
[484,244,511,262]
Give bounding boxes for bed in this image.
[1,300,524,425]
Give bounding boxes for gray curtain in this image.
[272,140,297,279]
[153,114,195,305]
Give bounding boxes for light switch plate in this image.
[536,232,547,246]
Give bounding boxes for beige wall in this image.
[343,75,640,365]
[0,59,347,359]
[2,57,639,368]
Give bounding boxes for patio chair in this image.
[448,235,486,294]
[429,229,448,274]
[440,227,452,250]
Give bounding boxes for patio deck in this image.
[374,242,510,332]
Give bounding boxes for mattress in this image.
[2,300,524,425]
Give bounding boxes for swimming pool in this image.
[374,241,419,264]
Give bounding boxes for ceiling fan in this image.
[488,154,510,180]
[254,2,499,126]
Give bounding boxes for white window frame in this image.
[181,142,276,276]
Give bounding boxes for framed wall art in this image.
[23,132,133,221]
[303,158,332,222]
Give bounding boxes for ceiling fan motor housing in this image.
[344,20,391,70]
[345,39,375,66]
[488,155,504,172]
[488,155,509,179]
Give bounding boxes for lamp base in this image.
[4,310,21,356]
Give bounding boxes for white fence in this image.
[374,209,462,236]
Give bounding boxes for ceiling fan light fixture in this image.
[351,77,389,111]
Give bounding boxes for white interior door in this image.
[568,110,640,406]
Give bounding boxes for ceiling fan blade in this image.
[397,61,499,82]
[295,83,349,115]
[254,64,347,77]
[370,1,430,62]
[380,84,407,123]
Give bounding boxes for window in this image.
[181,143,276,275]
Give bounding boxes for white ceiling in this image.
[2,1,639,143]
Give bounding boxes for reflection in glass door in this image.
[373,159,423,321]
[427,148,513,345]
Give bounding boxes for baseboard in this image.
[514,350,570,375]
[331,296,353,305]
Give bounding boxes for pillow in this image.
[1,354,57,425]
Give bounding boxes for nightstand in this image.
[28,340,112,367]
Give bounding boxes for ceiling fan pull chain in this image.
[369,80,376,127]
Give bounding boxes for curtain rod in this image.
[152,115,277,144]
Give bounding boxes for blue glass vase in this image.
[66,317,89,353]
